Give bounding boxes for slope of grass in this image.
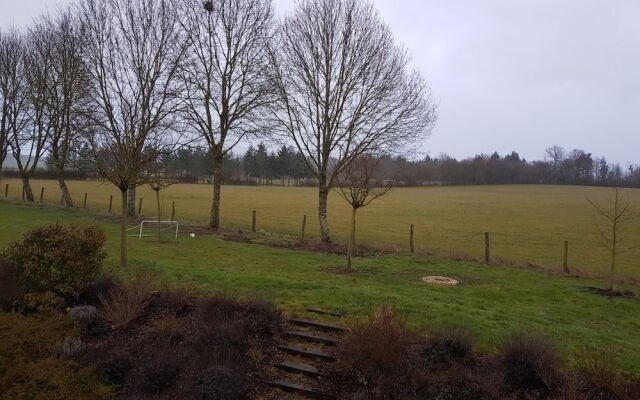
[0,201,639,375]
[3,179,640,278]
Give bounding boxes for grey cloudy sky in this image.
[2,0,639,163]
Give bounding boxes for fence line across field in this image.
[0,182,617,275]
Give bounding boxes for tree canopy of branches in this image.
[79,0,187,267]
[2,29,50,201]
[29,10,91,207]
[270,0,437,242]
[177,0,275,229]
[336,153,392,271]
[0,29,30,188]
[587,188,638,291]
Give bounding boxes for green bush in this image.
[2,223,106,300]
[0,257,26,311]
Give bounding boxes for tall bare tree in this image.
[79,0,187,268]
[587,187,638,291]
[336,153,392,271]
[5,29,50,202]
[545,145,565,184]
[177,0,275,229]
[270,0,437,242]
[0,30,30,187]
[29,10,92,207]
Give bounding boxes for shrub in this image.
[2,223,106,300]
[421,325,475,366]
[144,315,184,345]
[242,298,283,338]
[336,306,416,398]
[57,336,86,358]
[140,357,181,393]
[193,365,247,400]
[21,291,66,314]
[0,257,26,311]
[78,276,119,306]
[99,275,152,330]
[68,305,98,329]
[96,357,132,386]
[499,331,562,395]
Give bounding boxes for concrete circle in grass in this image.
[422,276,459,286]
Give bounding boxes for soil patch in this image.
[582,286,637,299]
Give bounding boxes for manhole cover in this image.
[422,276,459,286]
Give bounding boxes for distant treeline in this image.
[3,144,638,188]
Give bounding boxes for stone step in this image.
[276,361,320,376]
[268,380,335,400]
[290,318,347,332]
[285,330,338,346]
[305,307,346,318]
[277,344,336,361]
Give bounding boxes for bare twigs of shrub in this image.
[98,276,153,330]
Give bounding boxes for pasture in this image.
[3,178,640,279]
[0,201,639,375]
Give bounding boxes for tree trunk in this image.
[347,207,357,272]
[127,187,136,219]
[155,189,162,242]
[57,167,73,207]
[318,184,331,242]
[120,188,128,268]
[21,175,34,202]
[209,154,224,229]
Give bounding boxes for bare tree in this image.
[5,28,50,202]
[545,145,565,184]
[148,157,179,242]
[79,0,187,267]
[30,10,92,207]
[270,0,436,242]
[336,153,392,271]
[587,188,638,291]
[0,30,30,187]
[177,0,275,229]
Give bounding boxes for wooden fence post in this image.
[138,197,143,215]
[301,215,307,241]
[410,225,415,253]
[108,195,113,213]
[171,201,176,221]
[484,232,491,263]
[83,192,88,208]
[252,210,256,232]
[563,241,569,274]
[4,184,8,198]
[40,187,45,202]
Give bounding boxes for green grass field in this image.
[0,201,639,375]
[3,178,640,278]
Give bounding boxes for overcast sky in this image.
[2,0,639,163]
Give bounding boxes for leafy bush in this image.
[99,275,152,330]
[78,276,119,306]
[420,325,475,367]
[140,357,181,393]
[499,331,562,395]
[2,223,106,300]
[0,257,26,311]
[21,291,66,314]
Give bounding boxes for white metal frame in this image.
[127,220,179,238]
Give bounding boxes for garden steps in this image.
[285,330,339,346]
[268,380,335,400]
[289,318,347,332]
[277,344,336,361]
[276,361,320,376]
[267,307,347,399]
[305,307,346,318]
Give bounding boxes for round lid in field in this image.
[422,276,459,286]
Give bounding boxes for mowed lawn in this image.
[3,178,640,278]
[0,201,639,375]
